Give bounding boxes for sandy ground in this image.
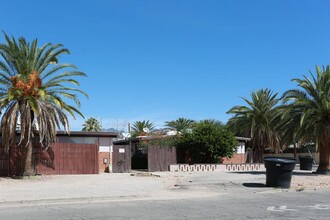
[0,169,329,205]
[291,172,330,189]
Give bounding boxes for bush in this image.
[176,120,237,163]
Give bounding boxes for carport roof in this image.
[56,131,118,138]
[235,137,251,142]
[114,136,251,144]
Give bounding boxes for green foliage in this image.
[227,88,282,156]
[131,120,155,137]
[0,33,87,152]
[164,118,194,133]
[176,120,237,163]
[146,134,179,147]
[282,65,330,172]
[82,117,101,132]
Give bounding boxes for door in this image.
[112,145,131,173]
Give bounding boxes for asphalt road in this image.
[1,189,329,219]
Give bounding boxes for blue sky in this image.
[1,0,330,131]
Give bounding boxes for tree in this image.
[131,120,155,137]
[0,33,87,176]
[82,117,101,132]
[176,120,237,163]
[282,65,330,174]
[164,118,194,133]
[226,88,281,162]
[276,105,314,158]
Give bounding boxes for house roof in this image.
[56,131,118,138]
[114,136,251,145]
[235,137,251,142]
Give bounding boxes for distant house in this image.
[222,137,251,164]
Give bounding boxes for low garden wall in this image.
[169,163,264,172]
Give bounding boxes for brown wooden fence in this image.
[112,145,131,173]
[148,146,177,172]
[35,143,99,175]
[0,143,99,176]
[0,146,23,176]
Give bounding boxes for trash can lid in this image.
[264,157,297,164]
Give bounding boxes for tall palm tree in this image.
[164,118,194,133]
[282,65,330,174]
[227,88,281,162]
[131,120,155,137]
[0,33,87,175]
[82,117,101,132]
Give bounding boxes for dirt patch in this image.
[291,174,330,190]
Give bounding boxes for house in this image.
[222,137,251,164]
[111,136,251,173]
[0,131,117,176]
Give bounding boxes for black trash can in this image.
[299,156,313,171]
[264,157,297,188]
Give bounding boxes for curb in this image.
[0,195,148,207]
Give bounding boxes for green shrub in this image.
[176,120,237,163]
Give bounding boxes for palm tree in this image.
[131,120,155,137]
[227,88,281,162]
[277,105,314,158]
[0,33,87,176]
[282,65,330,174]
[82,117,101,132]
[164,118,194,133]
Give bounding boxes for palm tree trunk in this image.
[21,110,35,176]
[317,129,330,174]
[293,143,298,159]
[252,148,263,163]
[22,141,34,176]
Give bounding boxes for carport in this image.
[0,131,117,176]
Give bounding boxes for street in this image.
[1,189,329,219]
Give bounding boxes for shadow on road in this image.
[242,183,267,188]
[232,170,319,177]
[292,171,318,176]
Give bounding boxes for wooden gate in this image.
[35,143,99,175]
[0,142,99,176]
[112,145,131,173]
[148,146,177,172]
